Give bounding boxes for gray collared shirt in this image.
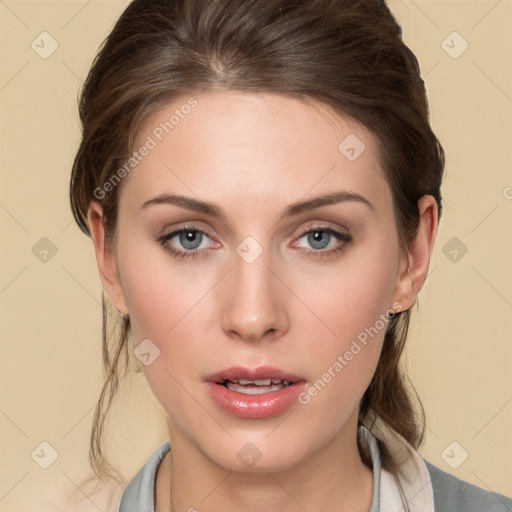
[118,426,511,512]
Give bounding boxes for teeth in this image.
[227,379,291,386]
[225,379,289,395]
[238,378,271,385]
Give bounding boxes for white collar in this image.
[363,420,435,511]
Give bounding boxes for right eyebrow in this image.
[141,194,226,220]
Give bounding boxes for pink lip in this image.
[204,366,307,419]
[205,365,304,384]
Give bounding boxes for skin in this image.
[88,91,438,512]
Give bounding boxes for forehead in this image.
[120,91,391,214]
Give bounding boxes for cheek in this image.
[292,241,399,409]
[117,233,214,341]
[115,239,220,412]
[295,242,399,347]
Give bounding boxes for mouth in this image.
[206,365,303,391]
[204,366,307,419]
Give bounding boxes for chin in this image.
[194,427,328,475]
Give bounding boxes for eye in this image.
[158,226,216,260]
[157,224,352,261]
[293,226,352,258]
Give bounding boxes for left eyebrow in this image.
[282,190,374,218]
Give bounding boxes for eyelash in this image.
[157,224,352,261]
[158,225,211,261]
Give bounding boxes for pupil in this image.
[308,230,330,250]
[180,230,202,250]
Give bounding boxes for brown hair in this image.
[70,0,444,503]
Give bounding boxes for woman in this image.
[69,0,511,510]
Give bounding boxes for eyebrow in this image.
[140,190,374,219]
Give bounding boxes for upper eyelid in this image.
[159,223,213,240]
[295,222,349,236]
[161,222,348,235]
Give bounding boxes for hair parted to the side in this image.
[69,0,444,504]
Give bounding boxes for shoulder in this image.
[118,440,171,512]
[424,459,512,512]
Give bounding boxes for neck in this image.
[155,419,374,512]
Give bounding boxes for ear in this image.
[87,200,129,315]
[391,195,439,312]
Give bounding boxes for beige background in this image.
[1,0,511,510]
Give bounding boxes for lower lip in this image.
[205,381,307,419]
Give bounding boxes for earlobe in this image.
[87,201,129,315]
[391,195,439,312]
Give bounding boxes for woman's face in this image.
[93,91,421,472]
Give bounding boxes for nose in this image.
[220,247,288,343]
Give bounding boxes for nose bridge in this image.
[220,242,286,341]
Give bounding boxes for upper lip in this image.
[205,366,305,384]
